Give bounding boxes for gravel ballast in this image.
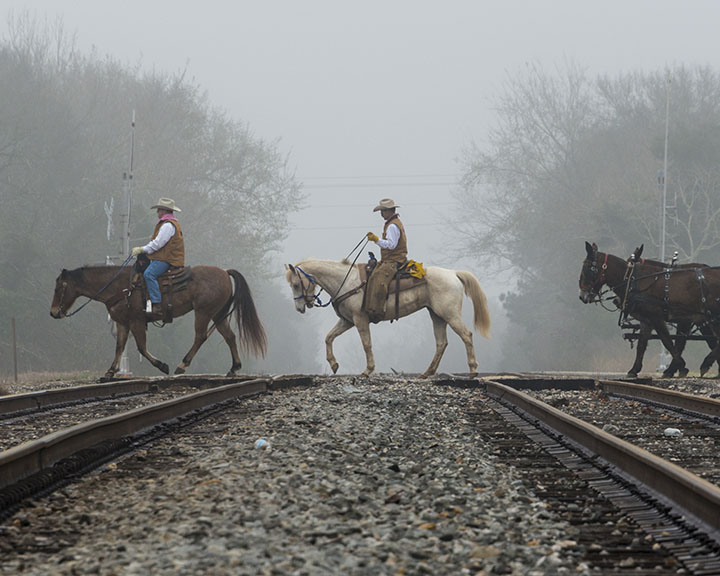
[0,376,617,575]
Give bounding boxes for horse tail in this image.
[226,269,268,358]
[455,270,491,339]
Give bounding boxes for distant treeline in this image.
[455,63,720,371]
[0,14,311,376]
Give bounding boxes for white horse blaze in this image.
[285,260,490,377]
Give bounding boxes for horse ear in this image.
[638,244,644,257]
[285,264,295,273]
[585,242,593,257]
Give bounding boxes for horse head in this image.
[285,263,320,313]
[578,241,606,304]
[50,268,80,318]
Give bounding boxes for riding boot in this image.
[146,302,163,321]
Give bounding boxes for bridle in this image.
[55,280,70,316]
[579,252,608,298]
[55,256,134,317]
[293,266,327,308]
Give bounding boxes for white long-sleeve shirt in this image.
[143,221,176,254]
[375,223,400,249]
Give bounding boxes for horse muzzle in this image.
[578,290,596,304]
[50,308,64,319]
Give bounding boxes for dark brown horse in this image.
[579,242,720,377]
[50,265,267,378]
[628,245,717,377]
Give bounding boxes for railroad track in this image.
[2,373,720,573]
[0,376,258,452]
[486,376,720,573]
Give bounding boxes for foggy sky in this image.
[3,0,719,372]
[3,0,718,270]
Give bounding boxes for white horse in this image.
[285,259,491,377]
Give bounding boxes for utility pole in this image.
[117,110,136,377]
[657,72,671,372]
[660,70,671,264]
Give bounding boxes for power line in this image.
[301,201,441,208]
[302,181,458,189]
[301,173,459,181]
[291,223,446,231]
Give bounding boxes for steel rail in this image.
[600,379,720,418]
[0,377,278,490]
[0,374,256,416]
[485,379,720,533]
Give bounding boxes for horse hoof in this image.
[174,366,186,375]
[158,363,169,375]
[104,371,115,379]
[662,370,675,378]
[331,362,339,374]
[626,372,638,378]
[678,368,689,378]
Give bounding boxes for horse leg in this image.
[698,323,719,377]
[214,316,243,376]
[353,316,376,377]
[174,312,212,375]
[324,317,355,375]
[627,322,651,378]
[444,309,479,377]
[421,309,449,378]
[652,321,685,377]
[699,323,720,377]
[105,321,131,378]
[665,321,691,377]
[130,320,169,375]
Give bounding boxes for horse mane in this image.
[296,258,353,266]
[66,265,127,284]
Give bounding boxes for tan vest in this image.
[381,215,407,263]
[149,219,185,267]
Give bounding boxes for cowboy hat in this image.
[151,197,181,212]
[373,198,399,212]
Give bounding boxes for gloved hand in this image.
[131,246,144,257]
[367,232,379,243]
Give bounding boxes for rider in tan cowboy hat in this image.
[365,198,407,322]
[131,198,185,317]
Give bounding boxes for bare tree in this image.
[454,63,720,370]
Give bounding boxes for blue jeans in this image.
[144,260,170,303]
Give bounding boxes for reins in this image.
[295,236,369,308]
[61,255,134,317]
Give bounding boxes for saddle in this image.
[356,256,427,322]
[132,255,193,323]
[359,258,426,294]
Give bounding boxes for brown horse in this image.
[50,265,267,378]
[579,242,720,377]
[628,245,717,377]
